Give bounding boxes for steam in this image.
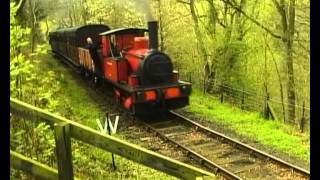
[113,0,155,22]
[133,0,155,21]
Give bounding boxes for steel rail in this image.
[143,122,242,180]
[169,110,310,177]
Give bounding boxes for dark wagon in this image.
[49,24,110,67]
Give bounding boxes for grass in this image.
[186,89,310,163]
[13,51,178,180]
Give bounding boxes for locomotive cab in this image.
[99,28,148,83]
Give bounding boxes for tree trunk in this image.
[285,37,296,123]
[15,0,27,17]
[264,35,286,122]
[158,0,165,51]
[189,0,210,84]
[285,0,296,123]
[81,0,88,25]
[273,0,296,122]
[72,3,77,26]
[68,0,73,26]
[29,0,36,53]
[205,0,217,36]
[45,17,49,40]
[235,0,247,40]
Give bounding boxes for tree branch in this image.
[176,0,190,5]
[296,41,309,53]
[165,14,191,27]
[272,0,282,14]
[15,0,26,17]
[295,31,310,53]
[272,0,288,33]
[221,0,283,40]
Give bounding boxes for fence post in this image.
[264,94,270,119]
[241,88,245,110]
[300,101,305,133]
[54,122,73,180]
[203,78,206,94]
[220,84,224,103]
[106,113,117,170]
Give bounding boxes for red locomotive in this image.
[49,21,191,114]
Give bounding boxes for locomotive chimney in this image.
[148,21,158,50]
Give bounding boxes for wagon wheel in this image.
[93,76,102,87]
[80,65,86,78]
[92,61,104,87]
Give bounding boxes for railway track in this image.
[139,111,310,180]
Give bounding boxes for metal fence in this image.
[179,72,310,133]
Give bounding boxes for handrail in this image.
[10,150,59,180]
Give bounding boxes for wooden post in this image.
[220,84,224,103]
[300,101,305,133]
[203,78,206,94]
[106,113,117,170]
[267,101,278,120]
[54,122,73,180]
[264,94,270,119]
[241,88,245,110]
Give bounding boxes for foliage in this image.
[10,2,33,99]
[11,121,56,163]
[48,0,146,29]
[154,0,309,123]
[213,39,249,88]
[11,2,60,177]
[10,3,31,57]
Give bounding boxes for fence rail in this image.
[10,97,215,180]
[10,150,60,180]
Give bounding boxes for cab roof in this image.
[99,28,148,36]
[54,24,111,37]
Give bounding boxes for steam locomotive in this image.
[49,21,191,114]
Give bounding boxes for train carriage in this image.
[49,24,111,67]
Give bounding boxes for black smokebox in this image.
[148,21,158,50]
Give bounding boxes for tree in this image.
[189,0,211,82]
[218,0,304,122]
[272,0,297,123]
